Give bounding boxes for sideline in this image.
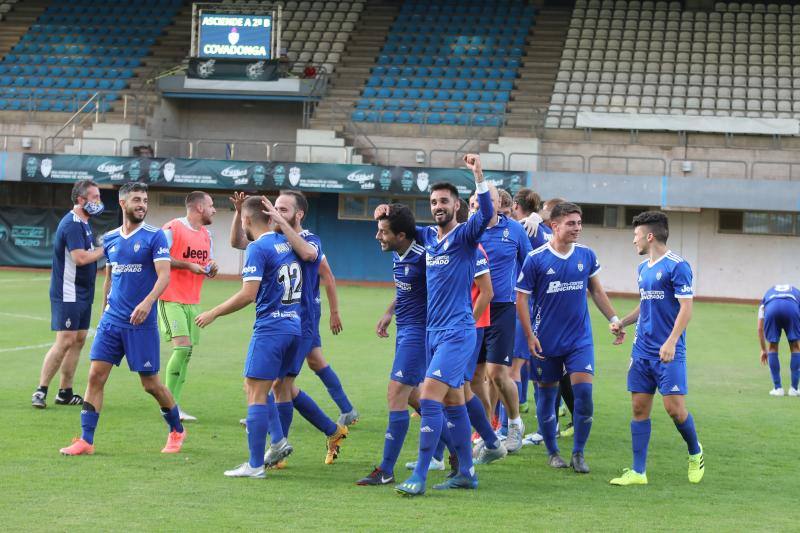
[0,311,49,321]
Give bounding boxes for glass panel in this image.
[769,213,794,235]
[718,210,743,232]
[604,206,619,228]
[743,211,769,234]
[624,206,649,227]
[415,199,433,222]
[343,195,366,217]
[580,204,604,226]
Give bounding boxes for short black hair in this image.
[456,197,469,223]
[378,203,416,240]
[185,190,210,207]
[71,179,98,203]
[430,181,459,200]
[550,202,582,220]
[280,190,308,222]
[118,181,147,199]
[513,188,542,215]
[632,210,669,243]
[242,196,270,226]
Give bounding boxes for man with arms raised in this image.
[609,211,704,485]
[195,196,300,478]
[230,191,349,466]
[33,180,105,408]
[158,191,218,422]
[378,154,493,496]
[59,182,185,456]
[515,202,621,474]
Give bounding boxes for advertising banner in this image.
[187,57,280,81]
[19,154,532,198]
[198,13,273,59]
[0,207,117,268]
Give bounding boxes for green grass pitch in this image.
[0,269,796,531]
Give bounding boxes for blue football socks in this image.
[790,353,800,390]
[315,365,353,414]
[276,401,294,437]
[80,407,99,445]
[293,389,337,436]
[412,399,444,483]
[536,385,559,454]
[266,394,284,445]
[246,404,269,468]
[767,352,782,388]
[445,404,475,478]
[466,395,498,449]
[631,418,651,474]
[675,412,701,455]
[379,410,410,475]
[160,405,184,434]
[572,382,593,454]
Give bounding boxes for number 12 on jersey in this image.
[278,262,302,304]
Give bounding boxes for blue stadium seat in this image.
[382,111,396,123]
[465,90,480,102]
[435,90,450,100]
[396,111,412,123]
[400,99,415,111]
[416,101,430,112]
[356,99,370,109]
[393,88,406,99]
[485,80,498,91]
[377,87,391,98]
[406,88,421,99]
[365,111,379,122]
[385,99,400,111]
[372,99,385,110]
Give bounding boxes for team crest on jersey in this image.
[502,228,510,241]
[404,265,409,275]
[577,262,584,272]
[536,366,542,376]
[65,318,71,328]
[133,242,141,253]
[656,271,663,280]
[443,239,450,251]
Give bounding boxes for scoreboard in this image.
[198,13,273,59]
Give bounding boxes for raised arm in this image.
[319,255,342,335]
[229,191,249,250]
[462,154,493,244]
[262,197,318,262]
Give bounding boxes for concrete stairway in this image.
[308,0,399,134]
[502,5,572,137]
[0,0,49,59]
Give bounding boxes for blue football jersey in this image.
[478,215,532,303]
[102,224,171,329]
[760,285,800,313]
[393,239,427,327]
[50,211,97,303]
[515,243,600,356]
[297,230,323,335]
[419,187,493,331]
[242,232,302,336]
[528,222,552,250]
[632,251,694,361]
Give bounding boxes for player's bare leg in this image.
[59,360,112,455]
[487,362,523,451]
[34,330,81,408]
[470,362,491,415]
[140,373,186,453]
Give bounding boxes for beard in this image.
[433,209,454,228]
[126,206,146,223]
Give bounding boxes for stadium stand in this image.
[349,0,534,127]
[548,0,800,128]
[0,0,181,114]
[220,0,363,76]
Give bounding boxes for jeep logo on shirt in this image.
[182,246,209,262]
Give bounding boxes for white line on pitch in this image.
[0,311,49,321]
[0,277,49,283]
[0,342,51,353]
